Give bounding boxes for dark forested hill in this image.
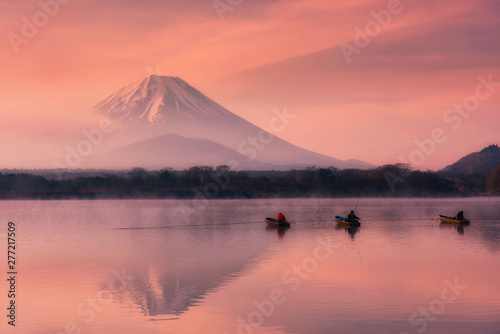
[442,145,500,175]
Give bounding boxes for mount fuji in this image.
[93,75,235,123]
[91,75,374,170]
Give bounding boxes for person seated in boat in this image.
[456,211,464,220]
[347,210,359,222]
[277,213,286,222]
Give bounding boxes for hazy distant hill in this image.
[441,144,500,175]
[92,75,375,170]
[84,134,275,170]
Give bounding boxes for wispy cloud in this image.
[0,0,498,169]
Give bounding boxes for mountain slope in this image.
[441,144,500,175]
[93,75,375,170]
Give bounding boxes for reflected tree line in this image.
[0,163,498,199]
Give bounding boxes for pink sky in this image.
[0,0,499,169]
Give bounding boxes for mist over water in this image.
[2,197,499,334]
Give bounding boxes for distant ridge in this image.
[441,144,500,175]
[84,134,274,170]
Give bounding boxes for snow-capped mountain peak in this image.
[90,75,376,170]
[93,75,233,123]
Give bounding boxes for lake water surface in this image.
[1,198,500,334]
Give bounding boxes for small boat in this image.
[265,218,290,227]
[335,216,361,227]
[439,215,470,225]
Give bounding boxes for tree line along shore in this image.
[1,163,499,199]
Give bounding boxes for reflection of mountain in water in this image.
[116,229,267,317]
